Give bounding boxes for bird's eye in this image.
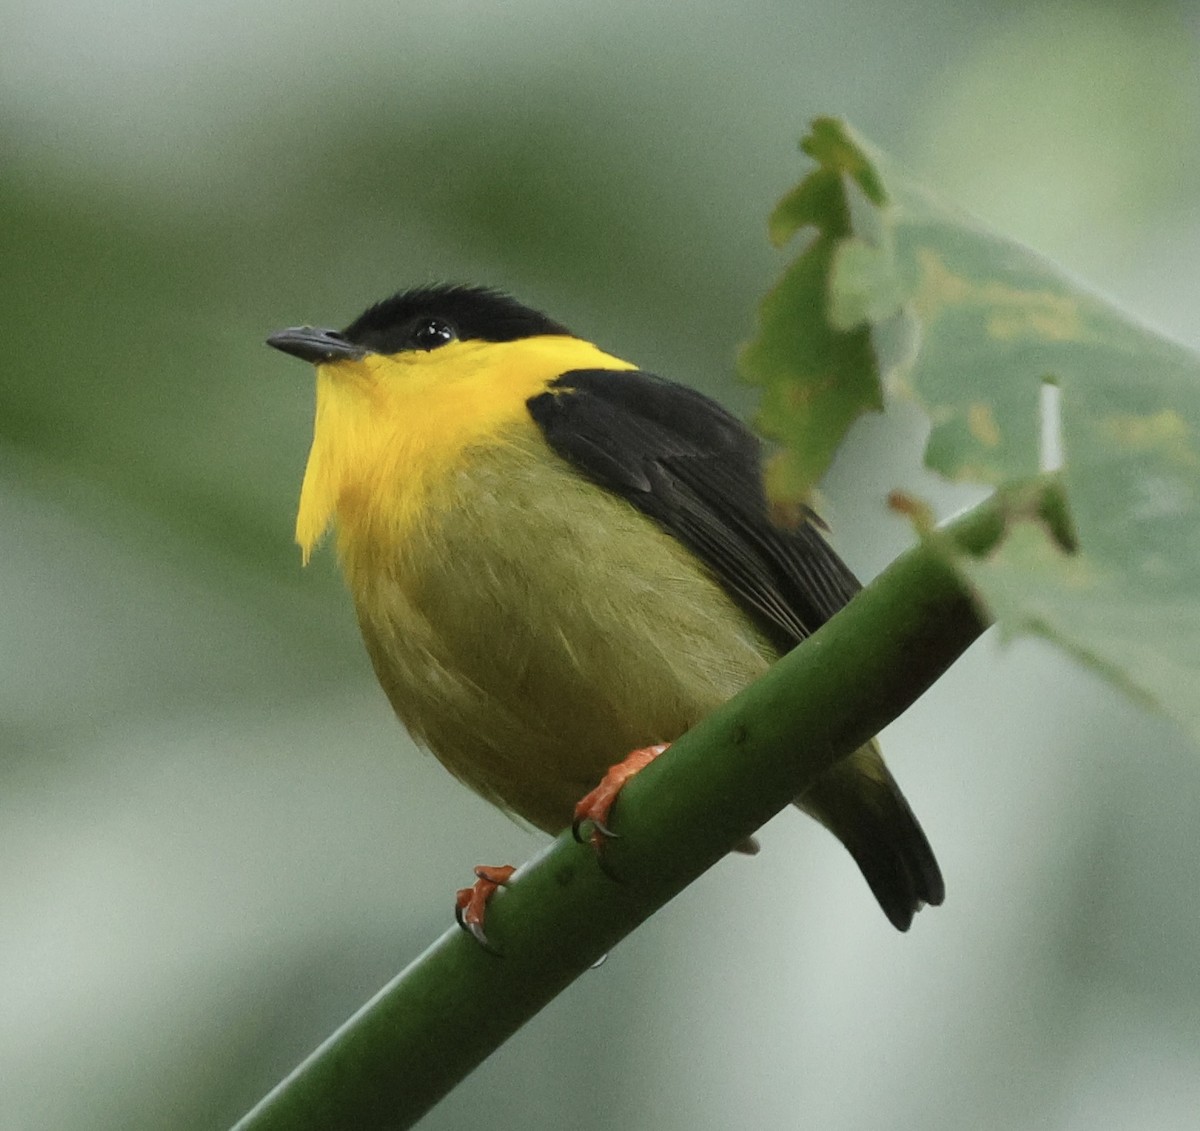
[409,318,458,351]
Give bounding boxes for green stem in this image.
[231,478,1059,1131]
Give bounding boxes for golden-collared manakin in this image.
[267,285,944,934]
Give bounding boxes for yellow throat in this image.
[295,334,636,564]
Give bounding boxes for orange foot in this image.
[455,864,516,952]
[572,743,670,852]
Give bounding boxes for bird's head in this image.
[268,285,628,561]
[267,284,573,399]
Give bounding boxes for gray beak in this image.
[266,326,366,364]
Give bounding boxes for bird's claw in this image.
[572,743,669,855]
[572,814,619,847]
[454,864,516,953]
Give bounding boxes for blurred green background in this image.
[4,2,1199,1129]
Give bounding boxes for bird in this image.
[267,284,944,940]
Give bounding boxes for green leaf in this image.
[742,117,1200,742]
[740,128,893,501]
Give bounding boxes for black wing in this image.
[526,369,861,652]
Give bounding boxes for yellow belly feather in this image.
[349,429,775,831]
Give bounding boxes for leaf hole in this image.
[1039,379,1063,472]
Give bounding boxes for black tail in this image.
[795,742,944,931]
